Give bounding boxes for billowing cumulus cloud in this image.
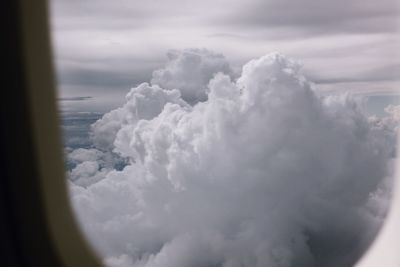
[384,105,400,126]
[368,105,400,141]
[151,48,233,104]
[66,148,127,187]
[67,50,396,267]
[90,82,188,152]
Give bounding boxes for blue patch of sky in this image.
[366,94,400,117]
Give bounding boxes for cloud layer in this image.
[67,50,397,267]
[51,0,400,112]
[223,0,399,35]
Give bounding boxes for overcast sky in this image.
[50,0,400,112]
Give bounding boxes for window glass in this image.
[50,1,400,266]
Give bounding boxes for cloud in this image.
[52,0,399,35]
[51,0,399,113]
[68,160,108,187]
[60,112,102,149]
[90,82,188,152]
[311,63,400,85]
[67,51,396,267]
[57,67,137,88]
[59,96,93,101]
[66,148,128,187]
[369,105,400,132]
[151,49,233,104]
[220,0,399,35]
[385,105,400,121]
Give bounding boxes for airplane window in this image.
[49,0,400,266]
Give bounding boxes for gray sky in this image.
[50,0,400,112]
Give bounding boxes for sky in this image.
[50,0,400,113]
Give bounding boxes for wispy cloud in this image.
[50,0,400,110]
[58,96,93,101]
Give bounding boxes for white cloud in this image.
[68,52,396,267]
[385,105,400,122]
[90,82,188,152]
[151,48,233,104]
[68,161,108,187]
[369,104,400,132]
[66,147,129,186]
[68,148,104,163]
